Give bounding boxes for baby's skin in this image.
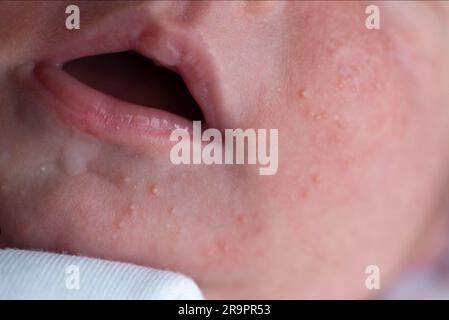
[0,1,449,298]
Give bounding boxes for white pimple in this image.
[38,162,57,176]
[333,115,346,129]
[129,204,138,216]
[314,112,328,121]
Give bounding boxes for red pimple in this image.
[300,189,310,200]
[148,184,159,197]
[215,239,230,253]
[312,174,322,184]
[236,215,248,225]
[298,88,308,98]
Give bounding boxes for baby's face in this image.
[1,1,448,298]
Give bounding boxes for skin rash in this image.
[0,1,449,298]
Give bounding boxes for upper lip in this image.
[29,7,223,148]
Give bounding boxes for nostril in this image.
[62,50,205,122]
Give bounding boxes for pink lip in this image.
[29,10,222,149]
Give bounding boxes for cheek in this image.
[1,126,270,285]
[239,15,428,292]
[276,26,413,207]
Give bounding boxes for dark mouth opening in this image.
[62,50,205,122]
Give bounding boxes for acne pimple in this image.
[300,189,309,200]
[128,203,138,216]
[117,220,125,229]
[302,108,312,118]
[149,185,159,196]
[236,215,247,225]
[333,115,347,129]
[122,176,131,185]
[312,174,322,184]
[164,223,171,229]
[215,239,230,253]
[314,112,328,121]
[298,88,308,98]
[339,77,349,88]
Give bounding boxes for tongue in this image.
[63,51,204,121]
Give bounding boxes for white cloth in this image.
[0,249,203,300]
[384,267,449,299]
[384,245,449,299]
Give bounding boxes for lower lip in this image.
[32,63,194,148]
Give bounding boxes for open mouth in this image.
[30,19,221,149]
[62,50,205,123]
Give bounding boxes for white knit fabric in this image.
[0,249,203,300]
[384,267,449,299]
